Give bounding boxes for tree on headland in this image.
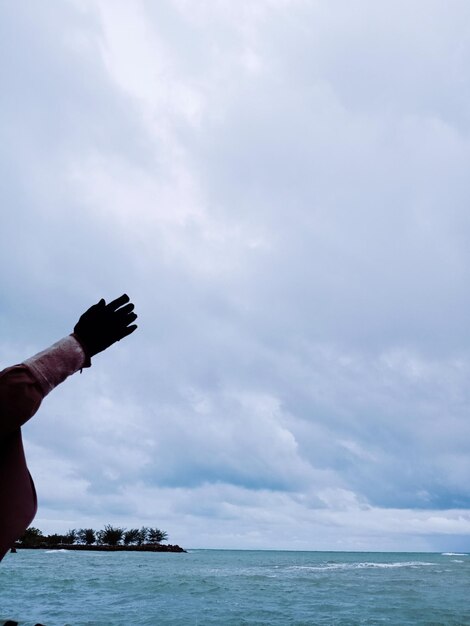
[77,528,96,545]
[45,533,67,546]
[137,527,149,545]
[123,528,140,545]
[16,524,172,549]
[148,528,168,544]
[65,529,77,545]
[97,524,125,546]
[19,527,44,547]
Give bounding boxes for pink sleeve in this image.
[0,334,86,439]
[23,334,87,395]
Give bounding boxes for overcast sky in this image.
[2,0,470,551]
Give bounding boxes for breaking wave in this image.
[288,561,434,571]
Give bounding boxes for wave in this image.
[46,549,70,553]
[441,552,468,556]
[288,561,433,572]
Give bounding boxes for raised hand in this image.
[73,294,138,362]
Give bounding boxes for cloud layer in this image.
[2,0,470,550]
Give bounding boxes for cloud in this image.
[2,0,470,550]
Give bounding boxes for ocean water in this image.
[1,550,469,625]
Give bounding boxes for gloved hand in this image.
[73,294,138,365]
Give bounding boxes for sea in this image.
[1,550,469,625]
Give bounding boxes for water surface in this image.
[1,550,468,625]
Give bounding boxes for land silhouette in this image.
[13,524,186,553]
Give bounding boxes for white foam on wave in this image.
[46,549,69,553]
[441,552,468,556]
[452,559,464,563]
[288,561,434,572]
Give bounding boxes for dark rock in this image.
[13,542,187,553]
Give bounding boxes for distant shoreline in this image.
[13,543,186,553]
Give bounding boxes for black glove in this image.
[73,294,138,365]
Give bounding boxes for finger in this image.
[84,298,106,314]
[116,302,135,315]
[118,324,138,340]
[107,294,130,312]
[114,312,138,328]
[124,312,138,324]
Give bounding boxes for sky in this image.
[2,0,470,551]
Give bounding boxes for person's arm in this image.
[0,294,137,440]
[0,293,137,562]
[0,365,45,441]
[0,334,87,441]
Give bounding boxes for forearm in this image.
[23,334,86,395]
[0,335,86,439]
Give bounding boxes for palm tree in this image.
[20,527,44,547]
[123,529,140,545]
[147,528,168,544]
[65,529,77,544]
[137,526,149,546]
[97,524,125,546]
[45,533,67,546]
[77,528,96,545]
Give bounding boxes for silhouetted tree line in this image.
[19,525,169,547]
